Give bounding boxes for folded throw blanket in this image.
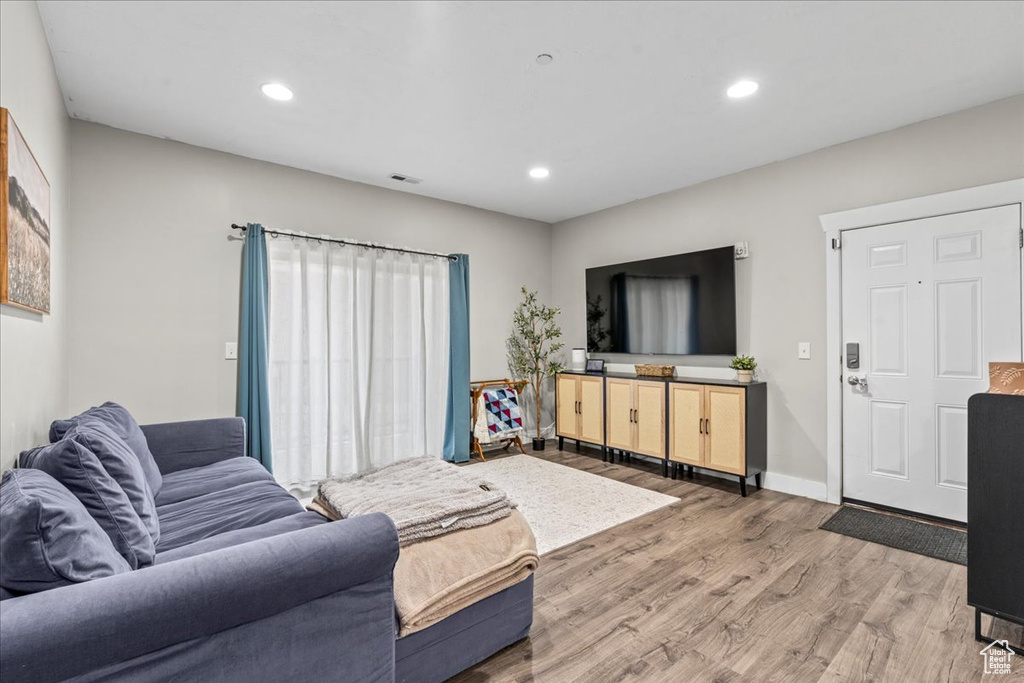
[314,457,514,545]
[393,509,538,636]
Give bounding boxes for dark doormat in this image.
[820,506,967,565]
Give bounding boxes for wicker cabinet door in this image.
[704,386,746,475]
[669,383,704,465]
[634,381,666,458]
[605,378,634,451]
[556,374,579,439]
[578,376,605,444]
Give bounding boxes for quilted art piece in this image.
[483,388,524,437]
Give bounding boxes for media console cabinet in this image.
[555,370,767,496]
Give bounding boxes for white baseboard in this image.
[762,471,828,502]
[682,465,827,502]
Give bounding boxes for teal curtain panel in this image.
[443,254,471,463]
[238,223,273,473]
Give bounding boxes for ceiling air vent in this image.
[389,173,422,185]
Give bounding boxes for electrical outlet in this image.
[734,241,750,259]
[798,342,811,360]
[224,342,238,360]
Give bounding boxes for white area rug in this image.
[467,455,678,555]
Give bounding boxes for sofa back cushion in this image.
[0,469,131,594]
[64,421,160,545]
[20,440,155,568]
[50,402,163,495]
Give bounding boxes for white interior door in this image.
[841,204,1022,522]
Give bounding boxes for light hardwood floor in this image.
[453,449,1024,683]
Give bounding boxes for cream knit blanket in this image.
[314,457,514,546]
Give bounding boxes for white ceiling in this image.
[37,1,1024,223]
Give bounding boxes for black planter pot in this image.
[532,438,546,452]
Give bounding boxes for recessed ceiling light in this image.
[536,54,553,66]
[727,80,759,98]
[529,167,550,179]
[261,83,293,101]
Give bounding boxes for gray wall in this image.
[551,96,1024,485]
[67,122,551,425]
[0,1,71,469]
[53,86,1024,486]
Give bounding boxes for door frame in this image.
[818,179,1024,505]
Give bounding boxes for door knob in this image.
[847,375,868,390]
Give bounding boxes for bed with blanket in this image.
[311,457,539,681]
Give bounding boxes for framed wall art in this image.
[1,107,51,314]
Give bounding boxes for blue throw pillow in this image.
[64,421,160,545]
[20,439,155,569]
[0,469,131,594]
[50,402,163,496]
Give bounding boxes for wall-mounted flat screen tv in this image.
[585,246,737,356]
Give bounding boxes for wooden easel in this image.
[470,378,530,461]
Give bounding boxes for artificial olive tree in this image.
[506,287,564,445]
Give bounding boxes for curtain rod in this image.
[230,224,458,262]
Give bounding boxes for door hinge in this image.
[1019,227,1022,249]
[831,237,842,251]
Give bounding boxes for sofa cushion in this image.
[155,511,328,564]
[50,402,163,495]
[20,439,155,569]
[64,421,160,545]
[154,456,274,507]
[155,480,304,552]
[0,469,131,594]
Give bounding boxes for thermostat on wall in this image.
[734,242,750,259]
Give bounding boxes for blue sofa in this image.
[0,415,533,682]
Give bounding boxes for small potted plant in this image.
[730,355,757,383]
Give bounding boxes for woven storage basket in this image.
[634,364,675,377]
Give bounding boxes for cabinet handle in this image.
[704,418,709,434]
[699,418,703,434]
[634,409,639,424]
[576,401,581,414]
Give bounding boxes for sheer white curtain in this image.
[266,236,449,488]
[624,275,695,354]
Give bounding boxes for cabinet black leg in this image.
[601,446,607,463]
[662,459,669,478]
[974,608,1024,655]
[755,472,762,490]
[739,476,748,497]
[687,465,694,479]
[558,436,564,451]
[575,439,580,452]
[671,462,678,480]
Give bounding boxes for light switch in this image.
[798,342,811,360]
[225,342,238,360]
